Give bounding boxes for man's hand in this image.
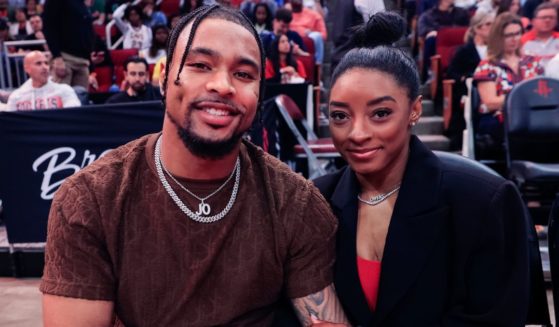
[52,57,67,79]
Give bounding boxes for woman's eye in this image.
[329,111,349,122]
[372,109,392,119]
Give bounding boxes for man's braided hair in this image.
[162,4,266,109]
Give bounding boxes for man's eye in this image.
[329,111,349,122]
[235,71,256,80]
[188,62,210,70]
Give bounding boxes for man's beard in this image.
[131,82,147,94]
[166,110,245,160]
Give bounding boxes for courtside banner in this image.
[0,101,164,243]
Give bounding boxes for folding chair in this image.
[274,94,339,179]
[429,27,468,100]
[504,77,559,225]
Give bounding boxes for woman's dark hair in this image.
[163,5,265,107]
[497,0,521,15]
[124,5,145,22]
[149,24,169,58]
[252,3,273,31]
[331,11,420,101]
[266,34,297,83]
[181,0,204,14]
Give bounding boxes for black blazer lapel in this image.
[330,168,375,325]
[373,136,449,325]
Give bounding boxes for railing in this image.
[1,39,47,90]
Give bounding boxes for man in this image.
[6,51,81,110]
[17,14,48,52]
[40,5,348,326]
[260,8,308,56]
[106,56,161,103]
[331,0,386,72]
[418,0,469,79]
[289,0,326,63]
[43,0,94,89]
[522,2,559,69]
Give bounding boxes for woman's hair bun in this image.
[353,11,406,49]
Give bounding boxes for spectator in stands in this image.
[476,0,500,14]
[289,0,326,63]
[317,11,530,326]
[473,12,543,155]
[6,51,81,110]
[521,2,559,69]
[106,56,161,103]
[43,0,94,89]
[331,0,386,72]
[418,0,470,80]
[251,3,273,33]
[260,8,308,56]
[113,3,153,50]
[180,0,204,14]
[151,54,165,86]
[16,14,47,51]
[25,0,42,17]
[446,11,494,150]
[9,8,32,40]
[240,0,277,17]
[497,0,529,27]
[142,0,167,27]
[265,33,307,83]
[140,24,168,64]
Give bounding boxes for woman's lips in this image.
[346,147,381,161]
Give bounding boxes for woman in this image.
[445,11,494,149]
[314,11,529,326]
[251,3,273,33]
[180,0,204,14]
[497,0,529,27]
[473,12,542,154]
[140,24,168,64]
[265,33,307,83]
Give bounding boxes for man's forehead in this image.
[177,18,261,60]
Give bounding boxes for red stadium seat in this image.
[110,49,139,86]
[160,0,181,18]
[91,66,114,93]
[93,24,118,41]
[430,27,468,99]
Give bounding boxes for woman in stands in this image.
[140,24,168,64]
[251,3,273,33]
[181,0,204,14]
[445,11,494,149]
[497,0,530,27]
[473,12,543,155]
[265,33,307,83]
[314,11,530,326]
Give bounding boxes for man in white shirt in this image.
[6,51,81,110]
[522,2,559,70]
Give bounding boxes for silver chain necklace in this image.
[154,136,240,223]
[357,185,401,206]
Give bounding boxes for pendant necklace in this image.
[357,184,401,206]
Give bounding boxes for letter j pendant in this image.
[195,200,211,216]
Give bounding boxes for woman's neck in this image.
[473,35,485,46]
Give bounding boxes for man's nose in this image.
[206,70,235,96]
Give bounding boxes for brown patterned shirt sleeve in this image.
[282,182,338,299]
[40,176,115,301]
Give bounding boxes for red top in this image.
[357,256,382,311]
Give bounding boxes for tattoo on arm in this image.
[291,284,350,326]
